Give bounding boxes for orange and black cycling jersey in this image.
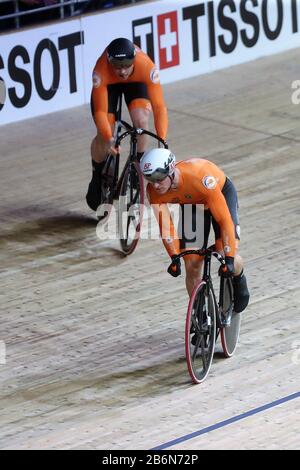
[147,159,236,259]
[92,46,168,142]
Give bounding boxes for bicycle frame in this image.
[173,247,226,276]
[101,92,169,254]
[110,93,168,200]
[177,246,238,383]
[172,246,231,327]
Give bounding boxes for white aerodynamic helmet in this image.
[140,148,176,182]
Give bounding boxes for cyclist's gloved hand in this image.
[219,256,235,278]
[167,256,181,277]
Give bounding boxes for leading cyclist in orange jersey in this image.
[140,149,250,314]
[86,37,168,211]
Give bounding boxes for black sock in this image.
[92,160,105,176]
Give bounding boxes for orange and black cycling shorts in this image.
[91,82,149,120]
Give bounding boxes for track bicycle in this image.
[98,95,168,255]
[171,246,241,384]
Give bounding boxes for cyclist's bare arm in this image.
[149,195,180,257]
[147,82,168,140]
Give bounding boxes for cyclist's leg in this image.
[125,83,151,159]
[87,89,118,210]
[129,101,151,155]
[91,127,114,164]
[213,178,249,313]
[183,254,204,297]
[232,271,249,313]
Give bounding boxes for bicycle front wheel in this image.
[118,161,144,255]
[220,278,241,357]
[185,281,217,384]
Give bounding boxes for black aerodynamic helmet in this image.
[107,37,136,67]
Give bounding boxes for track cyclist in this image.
[140,149,250,314]
[86,37,168,211]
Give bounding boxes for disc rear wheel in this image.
[220,278,241,357]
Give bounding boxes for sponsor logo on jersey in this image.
[150,67,160,84]
[224,245,231,254]
[202,175,217,190]
[92,71,101,88]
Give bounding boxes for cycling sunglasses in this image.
[109,58,135,68]
[143,170,169,183]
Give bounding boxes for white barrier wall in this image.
[0,19,85,124]
[1,0,300,125]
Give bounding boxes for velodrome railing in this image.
[0,0,142,30]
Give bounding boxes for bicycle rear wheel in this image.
[220,278,241,357]
[185,281,217,384]
[118,161,144,255]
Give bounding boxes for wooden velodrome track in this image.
[0,47,299,450]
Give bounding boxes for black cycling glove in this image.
[219,256,235,277]
[167,256,181,277]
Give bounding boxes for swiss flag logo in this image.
[157,11,179,69]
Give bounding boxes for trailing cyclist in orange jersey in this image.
[140,149,250,314]
[86,37,168,212]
